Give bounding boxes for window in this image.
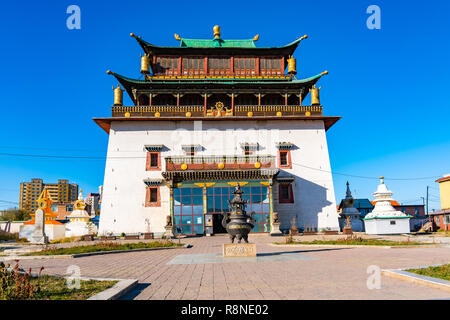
[445,215,450,225]
[173,187,204,235]
[234,57,256,75]
[390,221,396,225]
[208,57,230,75]
[278,150,292,169]
[183,57,204,75]
[146,152,161,171]
[243,146,254,156]
[279,184,294,203]
[145,187,160,207]
[156,56,178,76]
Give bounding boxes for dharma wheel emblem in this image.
[215,101,224,117]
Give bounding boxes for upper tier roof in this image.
[130,31,306,56]
[180,38,257,48]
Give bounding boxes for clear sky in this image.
[0,0,448,211]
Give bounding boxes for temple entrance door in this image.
[212,213,227,234]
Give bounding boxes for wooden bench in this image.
[124,234,140,240]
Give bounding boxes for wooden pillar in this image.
[178,57,182,76]
[204,57,208,75]
[169,182,174,224]
[298,94,302,106]
[284,93,288,106]
[177,93,180,106]
[203,93,207,116]
[256,57,260,76]
[149,93,153,106]
[258,93,261,106]
[269,181,273,232]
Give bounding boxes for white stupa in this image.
[65,189,97,237]
[338,182,363,232]
[363,177,411,234]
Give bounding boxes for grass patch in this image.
[0,261,116,300]
[275,235,427,246]
[29,275,117,300]
[24,240,183,256]
[406,264,450,281]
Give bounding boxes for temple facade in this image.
[95,26,340,236]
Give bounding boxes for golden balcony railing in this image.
[111,105,322,118]
[165,155,276,171]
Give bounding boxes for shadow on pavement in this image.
[257,247,352,257]
[119,283,151,300]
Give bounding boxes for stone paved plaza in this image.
[5,234,450,300]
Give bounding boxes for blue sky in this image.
[0,0,448,211]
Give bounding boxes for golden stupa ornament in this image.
[213,25,221,38]
[309,85,321,105]
[37,187,53,213]
[74,189,87,211]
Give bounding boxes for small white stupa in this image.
[363,177,411,234]
[338,182,363,232]
[65,189,97,237]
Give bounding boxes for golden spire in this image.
[213,25,221,39]
[37,187,53,214]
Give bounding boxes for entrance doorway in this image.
[212,213,227,233]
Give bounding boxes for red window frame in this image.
[279,184,294,203]
[146,152,161,171]
[145,186,161,207]
[278,150,292,169]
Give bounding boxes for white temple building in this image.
[363,177,411,234]
[94,26,341,236]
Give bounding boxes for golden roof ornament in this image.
[287,55,297,76]
[174,33,181,41]
[309,84,321,105]
[140,53,150,74]
[213,25,221,39]
[113,84,124,106]
[253,34,259,41]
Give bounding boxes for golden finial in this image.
[253,34,259,41]
[106,70,112,75]
[213,25,221,39]
[174,33,181,41]
[300,34,308,40]
[321,70,329,76]
[380,176,384,184]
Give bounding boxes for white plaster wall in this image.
[98,119,339,235]
[0,221,24,234]
[364,218,410,235]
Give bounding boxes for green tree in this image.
[0,208,31,221]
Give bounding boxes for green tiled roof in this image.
[180,38,256,48]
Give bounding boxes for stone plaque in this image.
[31,209,48,244]
[223,243,257,257]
